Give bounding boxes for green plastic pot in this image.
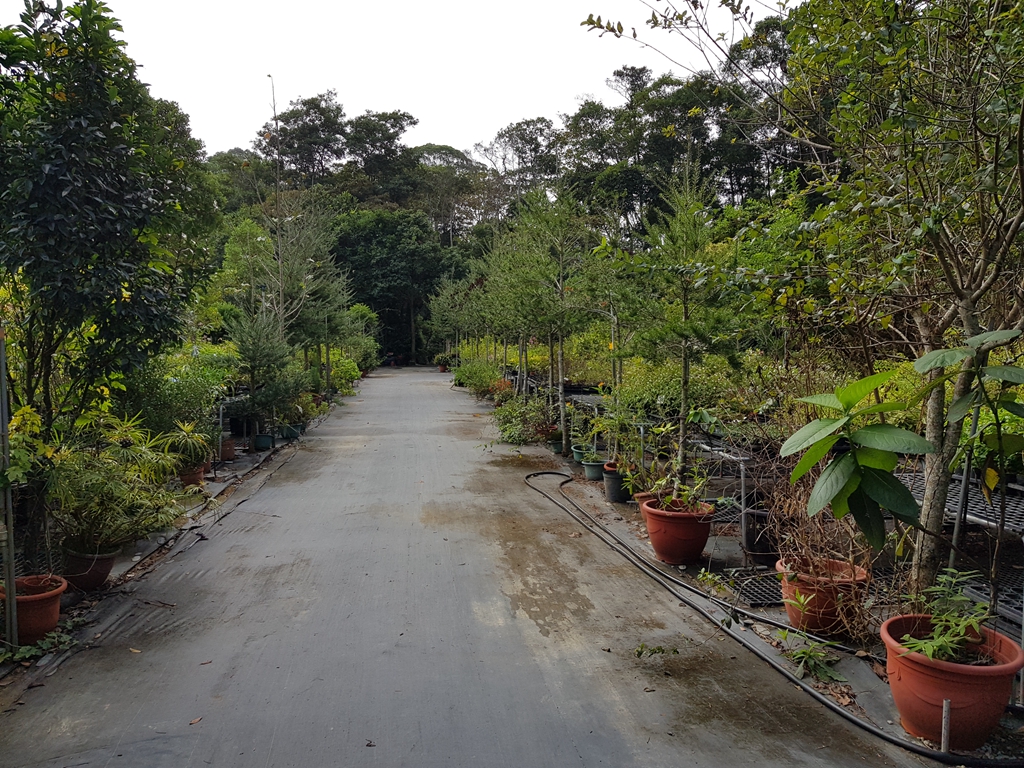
[581,459,605,481]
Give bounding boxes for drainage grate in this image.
[729,569,783,607]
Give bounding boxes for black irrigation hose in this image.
[525,470,1024,768]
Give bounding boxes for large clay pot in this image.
[880,615,1024,750]
[775,559,869,634]
[63,550,118,592]
[0,575,67,644]
[640,498,713,565]
[219,438,236,461]
[179,466,204,488]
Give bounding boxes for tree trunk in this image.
[558,332,567,453]
[409,296,416,363]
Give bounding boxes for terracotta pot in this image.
[775,559,869,634]
[63,550,117,592]
[438,365,448,373]
[880,614,1024,750]
[633,492,656,524]
[0,575,67,644]
[179,466,204,488]
[219,439,236,461]
[640,498,713,565]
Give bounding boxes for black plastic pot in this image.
[603,471,631,503]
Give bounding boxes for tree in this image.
[0,0,218,433]
[254,90,346,188]
[331,209,444,361]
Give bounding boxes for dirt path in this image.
[0,368,921,767]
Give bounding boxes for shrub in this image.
[493,396,551,444]
[453,360,502,398]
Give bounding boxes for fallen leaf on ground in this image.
[200,660,212,665]
[568,532,582,538]
[129,648,142,653]
[366,740,376,747]
[27,683,44,690]
[644,687,656,693]
[189,717,202,725]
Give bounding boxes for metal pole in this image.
[0,329,18,647]
[948,406,981,569]
[940,699,951,753]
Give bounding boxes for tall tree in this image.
[254,90,346,188]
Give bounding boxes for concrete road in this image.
[0,368,916,767]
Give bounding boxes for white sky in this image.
[1,0,722,158]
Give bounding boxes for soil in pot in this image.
[775,559,869,635]
[881,614,1024,750]
[63,550,118,592]
[0,575,67,644]
[640,498,713,565]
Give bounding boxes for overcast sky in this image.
[1,0,722,158]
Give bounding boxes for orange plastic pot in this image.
[775,559,868,634]
[639,498,712,564]
[880,614,1024,750]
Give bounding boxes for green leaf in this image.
[850,424,934,454]
[860,467,920,524]
[946,391,977,424]
[808,453,856,516]
[781,417,848,458]
[790,435,840,483]
[851,402,907,417]
[847,487,886,550]
[795,393,844,411]
[964,329,1021,348]
[830,471,862,518]
[914,348,970,373]
[852,446,898,472]
[981,432,1024,455]
[836,370,897,410]
[983,366,1024,384]
[998,399,1024,419]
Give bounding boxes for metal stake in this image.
[0,329,18,647]
[940,699,951,752]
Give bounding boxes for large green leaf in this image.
[847,487,886,550]
[807,453,856,516]
[830,471,862,519]
[964,330,1021,348]
[914,348,970,373]
[981,432,1024,455]
[983,366,1024,384]
[790,435,839,483]
[946,391,977,425]
[781,417,848,458]
[860,467,920,524]
[836,370,897,410]
[850,424,934,454]
[851,402,907,417]
[852,446,898,472]
[796,393,844,411]
[998,399,1024,419]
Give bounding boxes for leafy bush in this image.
[493,396,550,444]
[453,361,502,398]
[344,334,381,372]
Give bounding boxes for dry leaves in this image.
[129,648,141,654]
[189,717,202,726]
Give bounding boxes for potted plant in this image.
[165,421,212,487]
[880,570,1024,750]
[580,451,607,481]
[433,352,454,373]
[602,460,631,503]
[0,574,67,644]
[775,557,869,634]
[46,416,186,591]
[640,463,713,564]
